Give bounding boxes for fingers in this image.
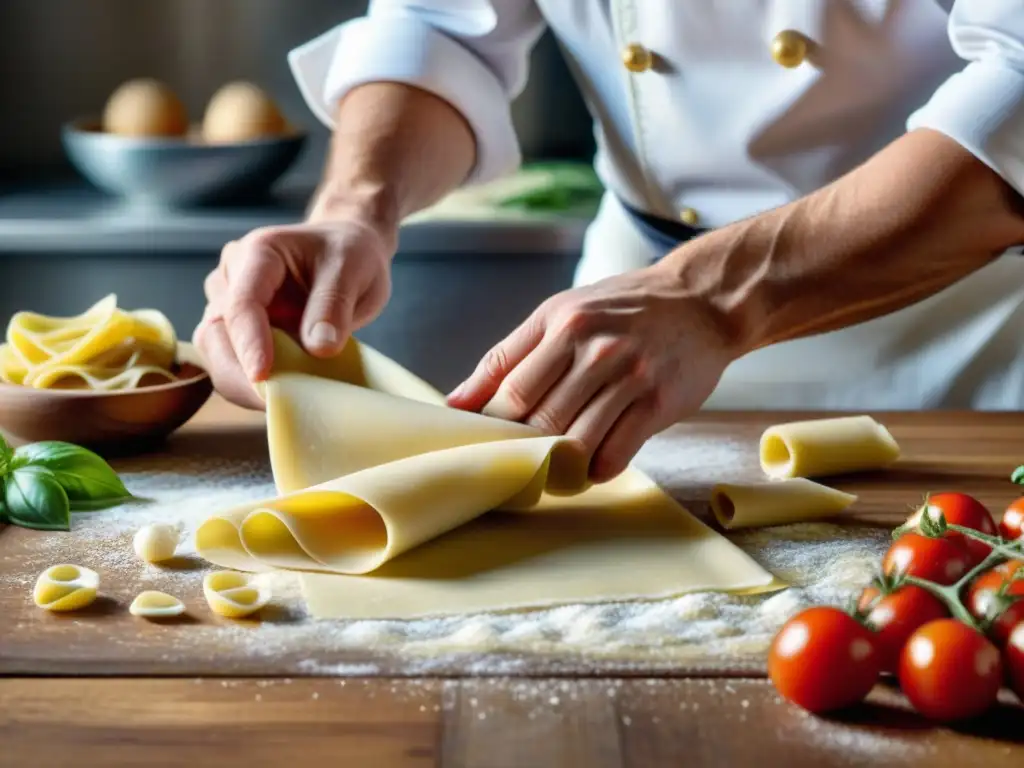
[447,313,546,413]
[590,396,663,482]
[524,335,633,435]
[222,240,286,382]
[565,373,646,472]
[299,254,354,357]
[193,317,266,411]
[482,336,574,421]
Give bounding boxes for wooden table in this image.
[3,402,1024,767]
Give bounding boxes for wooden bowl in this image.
[0,343,212,450]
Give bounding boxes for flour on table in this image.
[19,428,892,673]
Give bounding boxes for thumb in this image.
[300,255,355,357]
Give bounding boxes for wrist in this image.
[651,230,763,361]
[307,180,401,247]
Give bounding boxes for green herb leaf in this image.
[0,495,8,523]
[4,466,70,531]
[14,441,132,510]
[0,434,13,477]
[1013,465,1024,486]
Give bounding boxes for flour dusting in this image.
[11,427,893,673]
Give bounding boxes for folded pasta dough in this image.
[196,331,782,617]
[198,433,589,574]
[759,415,900,479]
[710,479,857,530]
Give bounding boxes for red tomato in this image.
[905,492,996,565]
[966,560,1024,645]
[882,533,972,585]
[1006,622,1024,702]
[858,586,948,673]
[1000,498,1024,541]
[769,606,880,713]
[898,619,1003,721]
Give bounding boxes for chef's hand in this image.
[194,219,394,409]
[447,263,737,481]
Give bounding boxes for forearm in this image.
[307,83,476,239]
[660,128,1024,356]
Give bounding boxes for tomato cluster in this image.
[769,491,1024,722]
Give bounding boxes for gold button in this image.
[771,30,809,69]
[679,207,700,227]
[622,43,653,73]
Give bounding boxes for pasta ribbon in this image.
[0,295,178,390]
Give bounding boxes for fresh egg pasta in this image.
[33,564,100,612]
[203,571,271,619]
[0,295,179,390]
[759,415,900,479]
[129,591,186,618]
[711,479,857,530]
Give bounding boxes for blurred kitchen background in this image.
[0,0,599,389]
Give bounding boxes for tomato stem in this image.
[946,523,1020,555]
[902,575,979,630]
[895,522,1021,634]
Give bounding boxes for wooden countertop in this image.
[2,401,1024,767]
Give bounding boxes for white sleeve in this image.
[907,2,1024,196]
[287,1,545,186]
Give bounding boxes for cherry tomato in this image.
[769,606,880,713]
[905,492,996,565]
[1006,622,1024,702]
[882,533,972,585]
[966,560,1024,645]
[858,586,948,673]
[898,619,1002,721]
[1000,498,1024,541]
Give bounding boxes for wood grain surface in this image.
[1,677,1021,768]
[4,402,1024,677]
[4,403,1024,765]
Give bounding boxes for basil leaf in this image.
[0,434,13,477]
[4,466,70,531]
[0,495,8,523]
[14,441,132,510]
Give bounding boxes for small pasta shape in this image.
[129,590,186,618]
[33,564,100,612]
[203,570,270,619]
[759,415,900,479]
[132,523,180,563]
[711,478,857,530]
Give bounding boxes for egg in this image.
[102,79,188,138]
[202,81,287,144]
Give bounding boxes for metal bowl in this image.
[61,119,307,208]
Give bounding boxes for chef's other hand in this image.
[447,264,737,482]
[195,220,394,409]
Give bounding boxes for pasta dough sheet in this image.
[302,471,779,620]
[196,332,781,619]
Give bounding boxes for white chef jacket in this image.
[288,1,1024,411]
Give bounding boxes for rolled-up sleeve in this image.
[287,1,545,186]
[907,2,1024,195]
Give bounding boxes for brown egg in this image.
[202,82,287,144]
[102,79,188,138]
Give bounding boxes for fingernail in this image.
[308,321,337,349]
[243,355,263,382]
